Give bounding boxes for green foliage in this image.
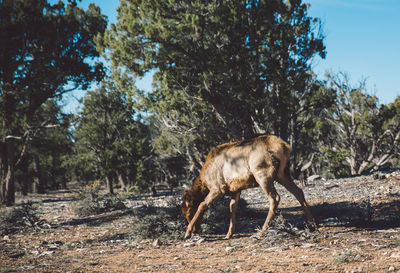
[289,78,336,176]
[98,0,327,181]
[320,146,350,178]
[19,100,73,193]
[3,0,400,197]
[71,79,153,193]
[0,0,106,118]
[325,73,400,175]
[0,0,107,205]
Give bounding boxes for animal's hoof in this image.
[224,233,233,239]
[184,233,191,240]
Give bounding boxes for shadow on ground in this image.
[312,199,400,230]
[201,197,400,236]
[60,209,135,227]
[48,194,400,242]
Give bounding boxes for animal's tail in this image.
[265,136,291,179]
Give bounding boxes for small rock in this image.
[265,246,289,252]
[3,235,10,240]
[225,246,236,253]
[152,239,160,247]
[390,252,400,258]
[183,242,195,247]
[373,172,386,180]
[196,237,205,245]
[388,266,396,272]
[41,250,55,256]
[300,243,315,248]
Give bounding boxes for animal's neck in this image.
[190,176,209,204]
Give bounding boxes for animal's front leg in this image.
[184,191,221,239]
[226,191,241,239]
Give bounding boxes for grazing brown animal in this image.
[181,135,315,239]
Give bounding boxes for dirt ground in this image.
[1,173,400,272]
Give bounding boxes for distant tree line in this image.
[1,0,399,206]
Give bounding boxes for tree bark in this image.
[0,90,17,206]
[105,175,114,195]
[19,157,30,196]
[0,140,16,206]
[117,171,128,192]
[32,156,46,194]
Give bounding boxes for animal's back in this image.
[200,135,290,192]
[208,135,291,162]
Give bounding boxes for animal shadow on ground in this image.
[312,199,400,230]
[201,197,400,238]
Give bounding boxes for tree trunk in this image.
[0,166,15,206]
[105,175,114,194]
[349,145,357,175]
[117,171,128,192]
[0,140,16,206]
[50,155,57,190]
[61,178,67,190]
[19,157,30,196]
[32,156,46,194]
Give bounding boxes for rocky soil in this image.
[1,172,400,272]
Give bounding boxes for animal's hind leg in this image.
[226,191,241,239]
[184,190,221,239]
[277,166,315,228]
[253,167,281,231]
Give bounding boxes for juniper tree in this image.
[0,0,106,205]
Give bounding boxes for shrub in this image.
[202,196,249,235]
[334,251,361,263]
[0,202,44,235]
[320,146,350,178]
[131,195,250,242]
[253,213,323,247]
[130,195,187,242]
[73,180,126,217]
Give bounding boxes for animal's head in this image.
[182,189,202,233]
[181,190,195,223]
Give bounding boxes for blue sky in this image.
[62,0,400,112]
[305,0,400,104]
